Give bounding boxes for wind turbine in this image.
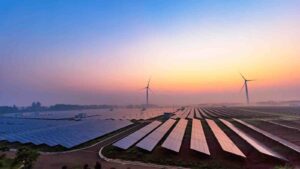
[240,73,255,105]
[144,77,151,107]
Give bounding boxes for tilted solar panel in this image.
[190,119,210,155]
[234,118,300,154]
[188,109,194,119]
[220,119,286,160]
[113,120,162,150]
[195,108,203,119]
[0,118,132,148]
[199,108,210,118]
[136,119,176,151]
[162,119,188,152]
[206,119,246,158]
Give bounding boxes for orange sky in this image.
[1,0,300,105]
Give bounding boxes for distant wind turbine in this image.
[240,73,255,105]
[144,77,152,107]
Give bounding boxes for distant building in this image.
[74,113,87,121]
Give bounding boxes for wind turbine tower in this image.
[240,73,254,105]
[144,78,151,106]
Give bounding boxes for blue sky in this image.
[1,0,300,105]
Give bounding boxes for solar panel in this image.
[113,121,162,150]
[204,109,218,117]
[162,119,188,152]
[0,118,133,148]
[171,110,184,119]
[199,108,210,118]
[210,109,226,117]
[263,120,300,132]
[206,119,246,158]
[188,109,194,119]
[190,119,210,155]
[1,108,173,121]
[205,108,219,118]
[136,119,176,151]
[180,109,190,119]
[219,119,286,160]
[234,118,300,154]
[195,108,203,119]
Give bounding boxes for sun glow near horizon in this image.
[0,0,300,105]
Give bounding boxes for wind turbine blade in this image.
[147,77,151,87]
[247,79,256,82]
[239,73,246,80]
[239,83,245,93]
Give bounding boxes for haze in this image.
[1,0,300,106]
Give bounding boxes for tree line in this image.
[0,102,117,114]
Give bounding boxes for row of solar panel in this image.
[171,107,216,119]
[1,108,173,120]
[113,117,296,161]
[0,118,132,148]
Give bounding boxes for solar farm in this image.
[104,107,300,169]
[1,106,300,168]
[0,108,171,149]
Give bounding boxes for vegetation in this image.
[0,145,9,151]
[0,102,117,114]
[0,105,18,114]
[0,154,20,169]
[13,147,39,169]
[274,165,294,169]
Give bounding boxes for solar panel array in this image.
[113,121,162,150]
[1,108,173,120]
[0,107,175,149]
[136,119,176,151]
[195,109,202,119]
[263,120,300,132]
[0,117,132,148]
[3,106,298,163]
[187,109,194,119]
[234,118,300,154]
[171,110,183,119]
[2,109,108,119]
[107,107,300,162]
[162,119,188,152]
[180,109,190,119]
[206,119,246,158]
[199,108,210,118]
[219,119,286,160]
[190,119,210,155]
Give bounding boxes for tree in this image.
[94,162,101,169]
[13,147,39,169]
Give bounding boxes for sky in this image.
[0,0,300,106]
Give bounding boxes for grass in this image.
[0,155,21,169]
[274,165,294,169]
